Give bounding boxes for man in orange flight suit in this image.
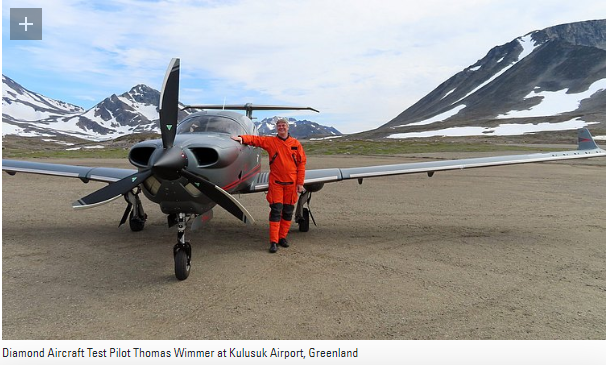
[232,118,306,253]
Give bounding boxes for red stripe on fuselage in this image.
[222,164,261,192]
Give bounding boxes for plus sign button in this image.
[10,8,42,40]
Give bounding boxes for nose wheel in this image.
[172,213,192,280]
[174,242,192,280]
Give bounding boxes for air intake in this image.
[129,147,157,167]
[190,148,219,166]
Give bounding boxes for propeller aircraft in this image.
[3,58,606,280]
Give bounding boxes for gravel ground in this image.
[2,154,606,340]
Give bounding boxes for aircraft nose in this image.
[152,146,188,180]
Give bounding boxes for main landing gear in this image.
[120,188,147,232]
[295,189,317,232]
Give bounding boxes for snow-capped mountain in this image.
[2,79,195,141]
[62,84,163,137]
[361,19,606,140]
[256,116,342,138]
[2,77,338,141]
[2,79,162,140]
[3,75,84,122]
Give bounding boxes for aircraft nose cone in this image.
[152,146,188,180]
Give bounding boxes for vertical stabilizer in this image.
[577,128,599,150]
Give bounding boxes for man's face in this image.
[277,121,289,136]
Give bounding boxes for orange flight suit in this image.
[239,134,306,243]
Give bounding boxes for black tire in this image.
[299,208,310,232]
[129,211,145,232]
[174,247,191,280]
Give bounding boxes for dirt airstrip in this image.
[2,154,606,340]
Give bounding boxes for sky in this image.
[2,0,606,134]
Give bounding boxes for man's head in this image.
[276,118,289,138]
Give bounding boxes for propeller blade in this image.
[181,169,255,225]
[159,58,180,149]
[73,170,152,209]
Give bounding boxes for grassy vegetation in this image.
[2,136,566,159]
[2,134,161,159]
[302,139,564,156]
[2,147,130,159]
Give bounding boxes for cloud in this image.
[3,0,606,133]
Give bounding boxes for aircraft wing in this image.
[2,160,137,183]
[247,128,606,192]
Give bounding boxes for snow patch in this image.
[397,105,466,127]
[310,135,343,141]
[387,119,598,139]
[42,139,77,146]
[441,88,456,100]
[2,122,53,137]
[497,78,606,118]
[517,34,537,61]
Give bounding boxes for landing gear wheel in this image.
[299,208,310,232]
[129,211,146,232]
[174,242,191,280]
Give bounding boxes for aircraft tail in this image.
[577,128,600,151]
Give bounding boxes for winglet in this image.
[577,128,600,151]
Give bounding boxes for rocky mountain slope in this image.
[358,19,606,140]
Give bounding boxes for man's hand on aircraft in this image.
[231,136,243,144]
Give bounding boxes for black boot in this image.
[269,242,278,253]
[278,238,290,248]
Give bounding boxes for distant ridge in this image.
[2,77,339,141]
[256,116,341,138]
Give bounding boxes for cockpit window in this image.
[177,115,246,136]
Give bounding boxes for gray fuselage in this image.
[128,111,262,215]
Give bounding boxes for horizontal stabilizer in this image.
[183,103,319,119]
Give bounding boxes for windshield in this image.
[177,115,246,136]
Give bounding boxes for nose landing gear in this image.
[173,213,192,280]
